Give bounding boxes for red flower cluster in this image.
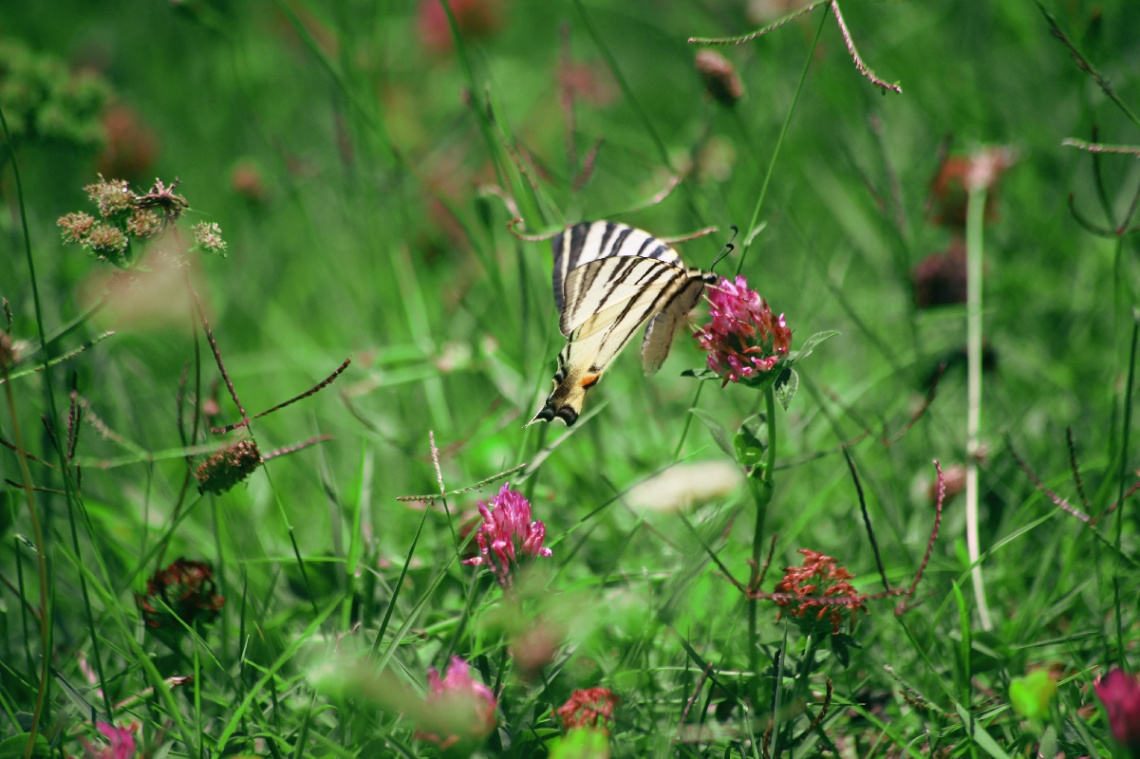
[695,276,791,386]
[462,483,552,588]
[773,549,867,634]
[1095,669,1140,757]
[415,657,498,749]
[136,558,224,630]
[556,687,620,732]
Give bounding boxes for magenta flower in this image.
[415,657,498,749]
[462,483,552,587]
[695,276,792,386]
[81,722,137,759]
[1095,669,1140,756]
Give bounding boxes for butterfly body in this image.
[530,221,715,426]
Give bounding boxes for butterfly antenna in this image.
[710,225,739,271]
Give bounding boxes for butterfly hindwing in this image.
[641,275,709,375]
[531,221,714,426]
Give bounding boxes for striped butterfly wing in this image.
[640,275,709,375]
[531,222,714,426]
[552,221,684,322]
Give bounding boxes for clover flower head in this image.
[1095,668,1140,756]
[695,276,791,386]
[773,549,867,634]
[81,722,137,759]
[556,687,620,732]
[136,558,224,630]
[462,483,552,588]
[415,657,498,749]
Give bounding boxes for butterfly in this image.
[529,221,716,426]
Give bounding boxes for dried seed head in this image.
[695,50,744,107]
[132,177,190,220]
[0,332,16,369]
[195,439,262,495]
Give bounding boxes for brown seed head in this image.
[695,50,744,107]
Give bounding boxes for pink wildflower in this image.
[462,483,552,588]
[415,657,498,749]
[81,722,137,759]
[1095,669,1140,756]
[695,276,791,386]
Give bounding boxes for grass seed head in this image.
[195,438,262,495]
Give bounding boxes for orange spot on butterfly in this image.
[579,373,601,388]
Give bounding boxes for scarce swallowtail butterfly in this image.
[529,221,717,426]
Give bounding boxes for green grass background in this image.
[1,0,1138,756]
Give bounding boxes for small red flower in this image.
[695,276,791,386]
[556,687,620,732]
[462,483,552,588]
[1095,669,1140,756]
[415,657,498,749]
[773,549,867,634]
[96,103,158,183]
[417,0,503,54]
[136,558,224,630]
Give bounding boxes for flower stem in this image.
[965,186,993,630]
[748,386,778,704]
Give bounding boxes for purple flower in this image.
[462,483,552,588]
[81,722,137,759]
[1095,669,1140,756]
[695,276,791,387]
[415,657,498,749]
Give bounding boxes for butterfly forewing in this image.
[552,222,684,314]
[531,221,714,426]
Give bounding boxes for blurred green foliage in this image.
[1,0,1138,756]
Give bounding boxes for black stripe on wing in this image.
[587,263,692,371]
